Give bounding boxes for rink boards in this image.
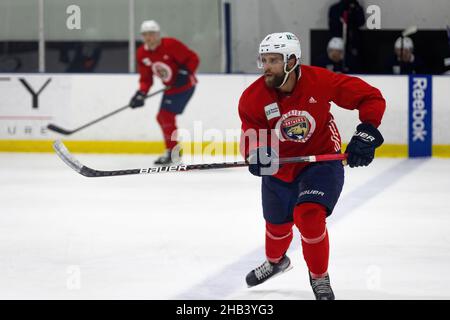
[0,73,449,157]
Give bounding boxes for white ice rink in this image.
[1,152,450,299]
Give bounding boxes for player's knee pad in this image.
[156,109,176,126]
[266,221,293,240]
[265,221,293,263]
[293,202,327,242]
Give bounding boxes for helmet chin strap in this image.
[276,59,300,88]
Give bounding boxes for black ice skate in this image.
[246,255,292,287]
[154,147,182,165]
[309,273,335,300]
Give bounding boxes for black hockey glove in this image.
[345,122,384,168]
[247,146,279,176]
[129,90,146,108]
[172,68,191,88]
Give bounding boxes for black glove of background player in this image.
[172,68,191,88]
[129,90,146,108]
[345,122,384,168]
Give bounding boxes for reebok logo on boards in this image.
[411,78,428,142]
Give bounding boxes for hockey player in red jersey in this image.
[130,20,200,165]
[239,32,386,300]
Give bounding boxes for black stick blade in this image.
[47,124,74,135]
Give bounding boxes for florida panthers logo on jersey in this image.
[152,61,173,82]
[275,110,316,143]
[142,58,152,66]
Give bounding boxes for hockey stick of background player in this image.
[399,25,418,74]
[53,140,348,178]
[340,11,348,72]
[402,25,418,38]
[47,87,168,135]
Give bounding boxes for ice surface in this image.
[0,153,449,299]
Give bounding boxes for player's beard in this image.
[264,71,285,88]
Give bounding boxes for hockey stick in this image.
[47,87,168,135]
[402,25,418,37]
[53,140,348,178]
[340,11,348,72]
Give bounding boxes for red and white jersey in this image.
[238,65,386,183]
[137,37,200,95]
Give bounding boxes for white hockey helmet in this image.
[258,32,301,87]
[327,37,344,51]
[395,36,414,50]
[141,20,160,33]
[258,32,301,66]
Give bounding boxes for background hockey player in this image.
[316,37,348,73]
[385,36,424,74]
[239,32,386,300]
[130,20,200,165]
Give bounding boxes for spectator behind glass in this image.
[385,37,424,74]
[328,0,365,72]
[316,37,347,73]
[59,42,102,73]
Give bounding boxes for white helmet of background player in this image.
[327,37,344,51]
[394,36,414,51]
[258,32,302,87]
[141,20,160,33]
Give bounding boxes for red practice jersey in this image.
[239,65,386,183]
[137,37,200,95]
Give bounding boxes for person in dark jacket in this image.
[328,0,365,72]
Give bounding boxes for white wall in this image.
[0,73,449,145]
